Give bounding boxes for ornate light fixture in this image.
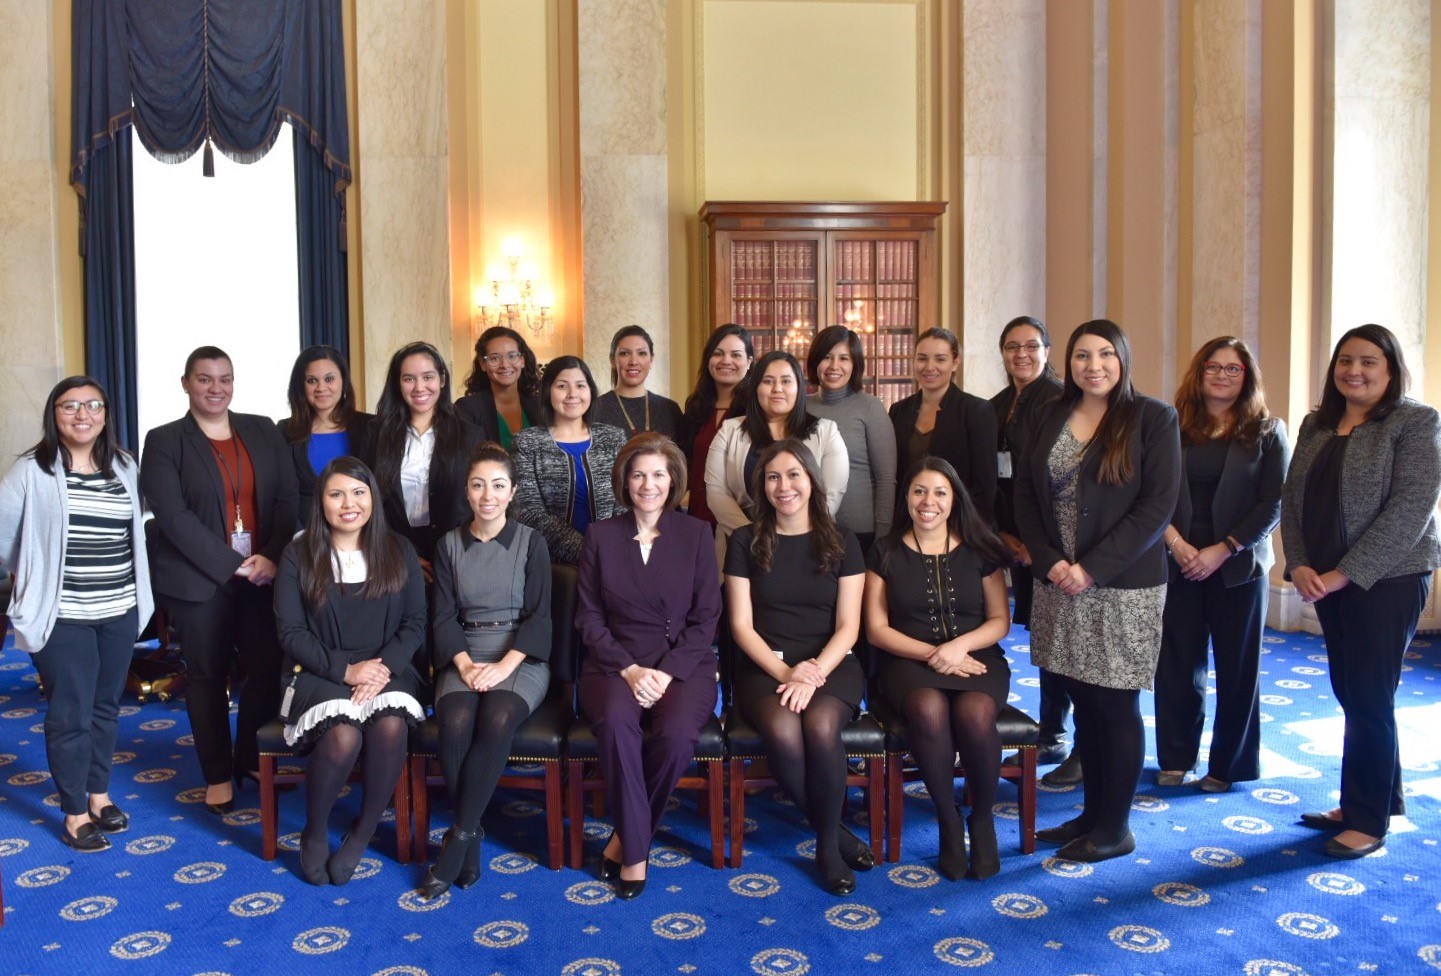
[473,239,554,342]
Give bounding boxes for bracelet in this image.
[1165,536,1178,552]
[1223,538,1240,556]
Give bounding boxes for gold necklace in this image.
[615,392,650,434]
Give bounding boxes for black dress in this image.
[868,541,1011,708]
[724,526,866,709]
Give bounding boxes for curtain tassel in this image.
[202,138,215,177]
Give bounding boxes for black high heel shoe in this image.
[965,815,1000,880]
[616,874,647,899]
[456,829,483,889]
[598,854,622,882]
[838,826,876,872]
[418,827,479,901]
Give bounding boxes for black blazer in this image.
[356,415,487,562]
[1171,420,1290,588]
[889,385,999,525]
[1014,395,1181,590]
[455,388,544,444]
[277,411,375,525]
[140,412,300,603]
[990,373,1063,534]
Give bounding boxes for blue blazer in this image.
[575,509,721,682]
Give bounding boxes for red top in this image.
[687,408,726,526]
[209,435,258,539]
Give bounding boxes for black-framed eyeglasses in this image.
[56,399,106,416]
[483,352,525,366]
[1003,341,1045,355]
[1202,362,1246,377]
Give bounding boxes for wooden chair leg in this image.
[886,752,903,863]
[727,758,746,868]
[706,760,725,869]
[544,761,565,870]
[1019,748,1037,854]
[392,768,411,865]
[410,756,432,862]
[566,759,586,870]
[258,754,279,861]
[865,758,884,860]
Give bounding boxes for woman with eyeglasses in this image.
[279,345,374,521]
[0,378,152,852]
[1155,338,1288,794]
[455,326,544,450]
[142,346,298,815]
[1281,324,1441,859]
[594,325,683,440]
[679,324,754,526]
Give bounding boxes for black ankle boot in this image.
[456,828,484,889]
[965,815,999,880]
[418,826,479,901]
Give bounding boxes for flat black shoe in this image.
[838,827,875,872]
[299,855,330,886]
[62,821,111,853]
[597,854,623,882]
[205,799,235,816]
[1300,811,1345,831]
[1324,835,1384,859]
[1036,818,1090,845]
[616,876,647,899]
[822,869,856,896]
[1057,832,1135,863]
[89,803,128,833]
[1041,754,1084,787]
[965,815,1000,880]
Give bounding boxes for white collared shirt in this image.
[400,425,435,527]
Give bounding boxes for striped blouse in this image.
[57,471,137,621]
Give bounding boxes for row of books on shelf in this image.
[731,241,817,282]
[731,282,817,300]
[835,239,917,285]
[834,283,918,302]
[832,299,917,331]
[731,300,818,333]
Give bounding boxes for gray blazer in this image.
[1281,398,1441,590]
[1171,420,1290,587]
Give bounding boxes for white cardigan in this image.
[704,416,849,569]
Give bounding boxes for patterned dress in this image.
[1030,425,1166,690]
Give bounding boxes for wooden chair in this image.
[407,563,580,869]
[876,702,1040,860]
[256,718,412,863]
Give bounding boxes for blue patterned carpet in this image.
[2,622,1439,976]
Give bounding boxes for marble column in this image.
[578,0,671,397]
[1190,0,1262,353]
[0,0,65,461]
[354,0,453,400]
[962,0,1047,394]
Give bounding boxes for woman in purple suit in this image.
[575,434,722,899]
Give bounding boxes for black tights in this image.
[1064,677,1142,844]
[302,715,408,868]
[432,689,530,879]
[744,692,856,878]
[903,687,1000,843]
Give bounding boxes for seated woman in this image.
[419,443,552,900]
[575,434,721,899]
[513,356,627,566]
[274,457,427,886]
[726,439,872,896]
[864,457,1013,880]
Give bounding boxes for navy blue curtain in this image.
[83,131,138,450]
[70,0,352,443]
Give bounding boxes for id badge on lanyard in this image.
[230,506,253,557]
[997,450,1014,479]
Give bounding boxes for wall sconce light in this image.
[474,239,554,342]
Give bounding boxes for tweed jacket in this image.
[512,422,627,566]
[1281,398,1441,590]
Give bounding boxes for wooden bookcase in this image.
[700,202,947,408]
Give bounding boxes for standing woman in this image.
[1013,320,1180,863]
[989,317,1074,777]
[806,325,897,552]
[865,458,1013,880]
[274,457,426,885]
[679,324,754,525]
[419,442,552,899]
[594,325,684,440]
[576,434,722,898]
[512,356,627,566]
[364,342,484,574]
[279,345,373,520]
[455,326,544,450]
[0,378,152,851]
[142,347,299,814]
[891,327,999,526]
[706,350,849,568]
[726,440,871,895]
[1281,324,1441,859]
[1156,337,1289,792]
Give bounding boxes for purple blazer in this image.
[575,509,721,682]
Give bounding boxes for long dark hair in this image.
[747,439,846,575]
[537,355,598,427]
[1059,319,1139,486]
[742,351,819,447]
[608,324,654,387]
[1174,336,1274,448]
[463,326,541,398]
[283,345,358,442]
[1315,323,1410,429]
[806,326,866,393]
[373,342,463,496]
[875,456,1010,575]
[999,315,1060,385]
[296,456,408,608]
[682,323,754,429]
[30,376,129,477]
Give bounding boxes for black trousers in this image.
[165,579,283,785]
[1312,574,1428,838]
[31,609,137,816]
[1154,573,1267,782]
